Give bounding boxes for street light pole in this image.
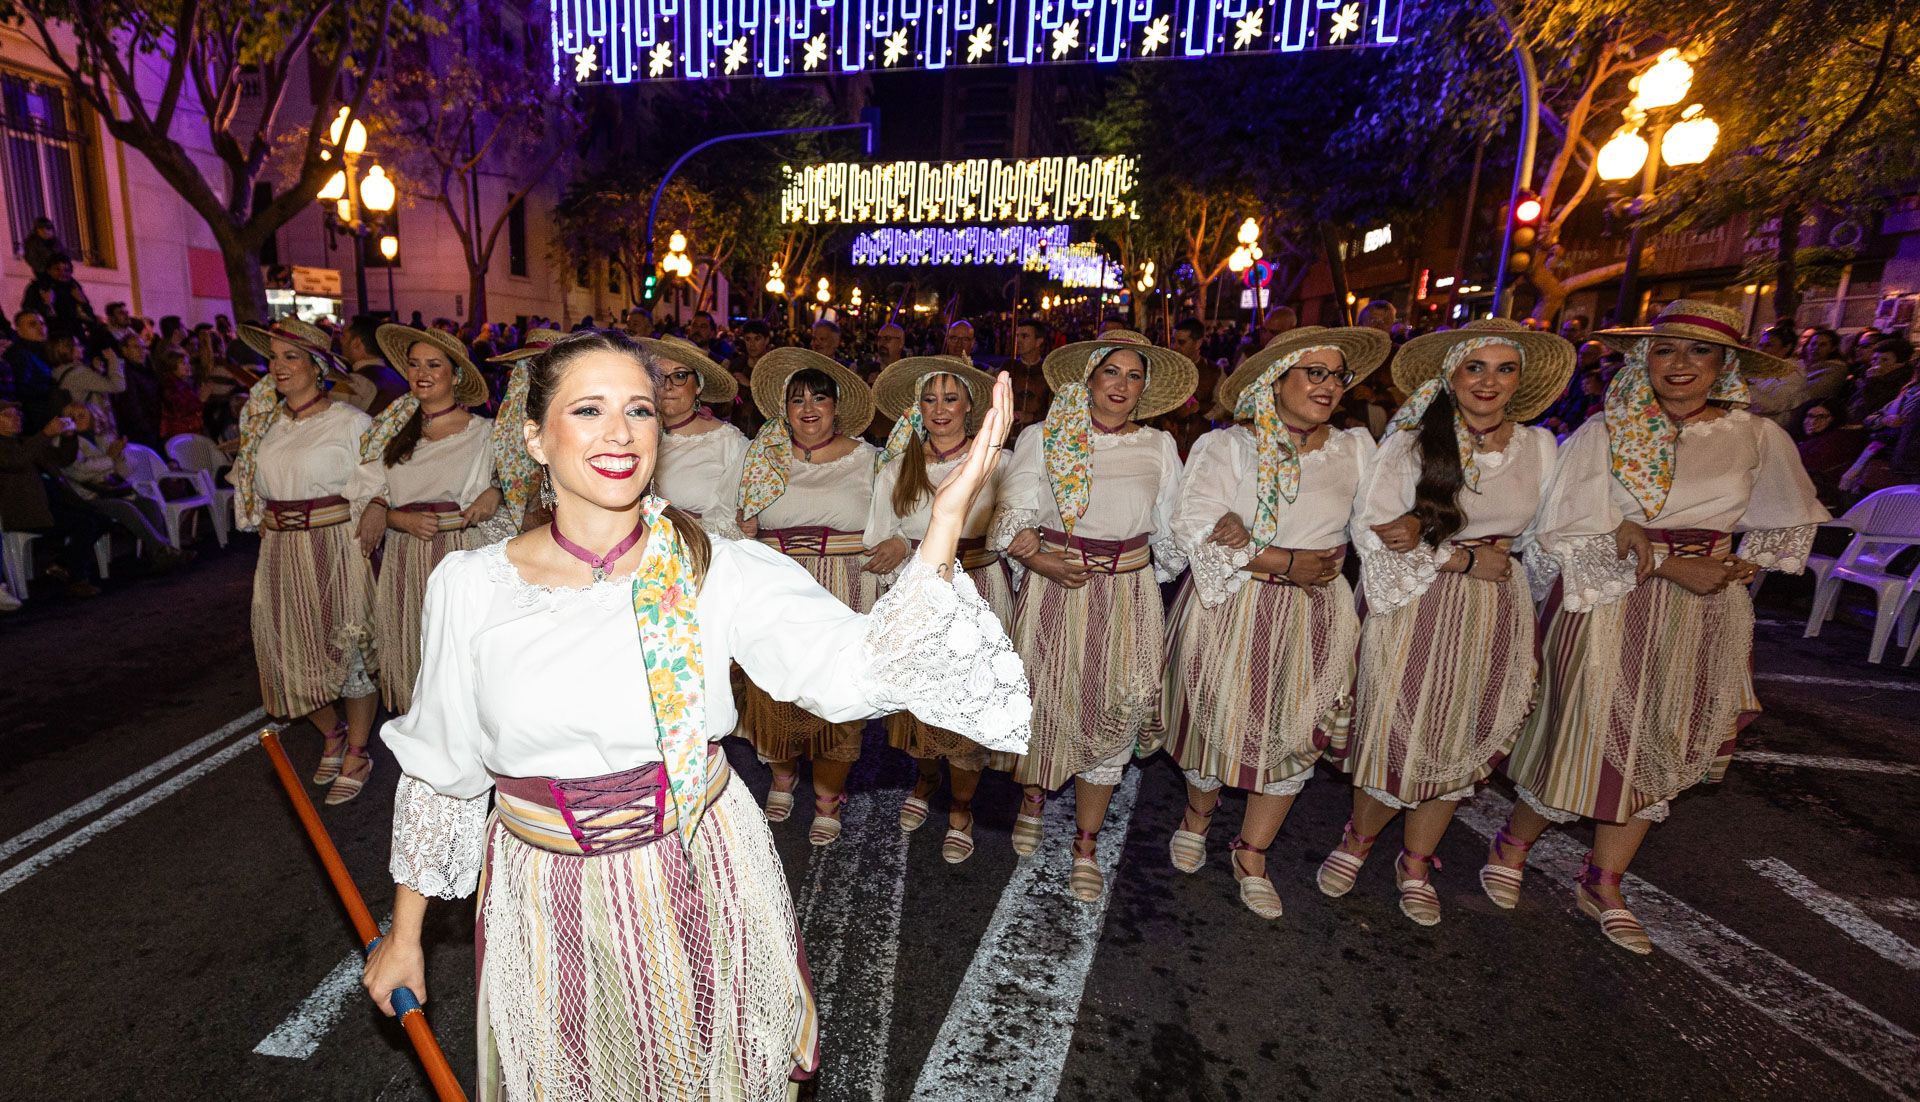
[1614,114,1672,328]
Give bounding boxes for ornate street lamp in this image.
[1598,49,1717,325]
[317,107,398,317]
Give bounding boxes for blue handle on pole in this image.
[364,934,425,1021]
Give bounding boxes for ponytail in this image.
[890,431,936,517]
[1409,390,1467,547]
[383,406,427,467]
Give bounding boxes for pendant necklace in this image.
[928,437,970,461]
[552,517,647,583]
[285,393,327,418]
[793,434,840,462]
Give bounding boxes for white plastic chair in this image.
[122,442,222,549]
[1804,485,1920,663]
[164,433,234,545]
[0,526,112,594]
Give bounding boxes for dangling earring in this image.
[540,465,556,508]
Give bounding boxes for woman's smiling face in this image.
[524,349,660,512]
[1086,348,1147,421]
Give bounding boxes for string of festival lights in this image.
[781,155,1140,225]
[850,224,1073,266]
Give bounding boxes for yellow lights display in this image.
[780,155,1140,226]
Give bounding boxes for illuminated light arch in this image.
[781,155,1140,225]
[851,224,1073,266]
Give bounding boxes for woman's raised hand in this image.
[928,371,1013,528]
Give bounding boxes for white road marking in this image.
[255,909,394,1059]
[1869,898,1920,923]
[1750,858,1920,972]
[1735,751,1920,777]
[0,707,267,864]
[1754,673,1920,692]
[0,725,278,896]
[1458,795,1920,1100]
[795,789,911,1102]
[911,769,1139,1102]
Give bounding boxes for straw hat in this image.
[641,335,737,405]
[873,355,997,434]
[487,327,567,363]
[1391,319,1577,422]
[237,316,373,406]
[374,324,489,408]
[1595,298,1796,379]
[751,347,875,437]
[1040,329,1197,420]
[1217,326,1393,414]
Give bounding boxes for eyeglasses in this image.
[663,369,697,387]
[1288,366,1355,387]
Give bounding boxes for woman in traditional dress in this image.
[486,327,567,536]
[1316,319,1573,926]
[1493,300,1826,953]
[737,348,882,845]
[348,325,500,719]
[992,330,1195,901]
[644,335,747,539]
[230,317,377,805]
[1162,327,1388,918]
[866,355,1007,864]
[361,331,1027,1100]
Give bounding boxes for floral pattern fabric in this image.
[491,363,540,517]
[1604,339,1752,519]
[738,415,794,519]
[359,394,423,462]
[1232,347,1326,547]
[1384,336,1521,494]
[229,375,283,532]
[629,493,709,849]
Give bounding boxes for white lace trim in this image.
[1090,429,1162,452]
[1183,518,1257,608]
[1739,524,1817,574]
[390,773,491,899]
[792,442,873,472]
[1547,533,1640,613]
[1355,525,1441,614]
[1516,785,1669,824]
[1362,782,1473,810]
[1679,409,1753,439]
[479,538,636,611]
[856,555,1031,753]
[1523,545,1561,606]
[1151,533,1188,585]
[987,505,1037,589]
[1183,766,1311,797]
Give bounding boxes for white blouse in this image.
[1352,425,1559,613]
[246,402,372,527]
[753,440,876,532]
[864,451,1005,546]
[988,424,1186,583]
[345,415,495,521]
[1535,410,1828,611]
[386,537,1032,898]
[657,421,748,539]
[1175,426,1376,607]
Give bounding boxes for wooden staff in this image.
[259,730,467,1102]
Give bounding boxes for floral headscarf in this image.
[1384,336,1523,493]
[739,407,794,519]
[359,395,422,463]
[628,493,709,849]
[1042,347,1148,536]
[229,375,287,531]
[491,362,539,516]
[1604,337,1751,518]
[1233,346,1334,548]
[876,371,969,473]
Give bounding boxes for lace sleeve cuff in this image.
[1185,523,1255,608]
[858,555,1032,754]
[389,774,492,900]
[987,505,1037,552]
[1151,534,1189,585]
[1522,546,1560,606]
[1548,533,1640,613]
[1740,524,1817,574]
[1355,527,1440,614]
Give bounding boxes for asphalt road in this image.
[2,540,1917,1101]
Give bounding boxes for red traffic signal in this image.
[1513,193,1543,224]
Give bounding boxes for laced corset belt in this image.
[1249,542,1349,586]
[491,747,733,856]
[262,495,351,531]
[908,535,999,572]
[758,525,866,557]
[392,500,467,532]
[1647,527,1733,559]
[1039,529,1152,574]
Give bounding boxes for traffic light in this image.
[1508,191,1543,274]
[642,271,659,302]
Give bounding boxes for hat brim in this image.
[376,324,489,407]
[1391,328,1577,422]
[641,337,738,406]
[873,356,997,434]
[1217,327,1392,415]
[751,348,875,437]
[238,323,344,377]
[1041,332,1197,421]
[1594,326,1797,380]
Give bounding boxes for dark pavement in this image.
[2,540,1917,1101]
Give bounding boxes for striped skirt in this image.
[250,523,375,719]
[741,549,880,762]
[477,760,814,1102]
[373,518,487,714]
[1503,576,1758,823]
[887,555,1017,772]
[1333,568,1535,806]
[1010,562,1165,792]
[1165,574,1358,792]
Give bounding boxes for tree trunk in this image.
[1772,201,1803,328]
[468,265,490,330]
[220,234,272,324]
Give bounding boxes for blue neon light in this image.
[554,0,1400,85]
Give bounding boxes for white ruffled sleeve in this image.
[721,541,1030,753]
[1735,417,1828,573]
[1533,419,1638,612]
[1175,429,1256,608]
[1149,428,1189,583]
[390,775,490,899]
[1350,432,1443,614]
[865,456,905,548]
[345,456,389,524]
[987,428,1044,588]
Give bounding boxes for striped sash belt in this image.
[393,500,466,532]
[1039,529,1151,574]
[262,495,350,531]
[1248,541,1350,586]
[491,747,733,857]
[1647,528,1733,558]
[758,525,866,557]
[906,534,999,571]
